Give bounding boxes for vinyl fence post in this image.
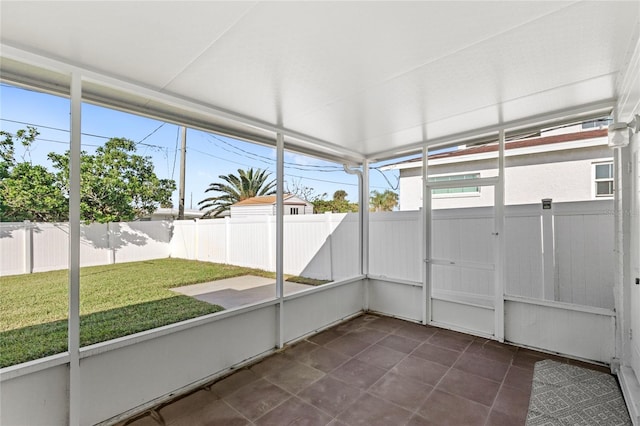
[107,222,116,264]
[23,220,33,274]
[224,216,230,264]
[194,218,200,261]
[325,212,333,281]
[541,199,556,301]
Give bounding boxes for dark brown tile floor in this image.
[118,313,612,426]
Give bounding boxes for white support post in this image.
[68,72,82,426]
[23,220,33,274]
[362,160,370,277]
[422,146,431,325]
[494,130,506,342]
[275,133,284,348]
[541,203,556,300]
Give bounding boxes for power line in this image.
[372,167,399,190]
[188,146,390,190]
[171,126,180,181]
[207,133,345,172]
[136,122,165,146]
[1,131,102,148]
[0,117,168,149]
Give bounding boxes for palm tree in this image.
[369,189,398,212]
[198,168,276,218]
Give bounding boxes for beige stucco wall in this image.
[398,145,613,210]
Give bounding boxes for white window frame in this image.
[428,172,481,198]
[290,207,299,215]
[592,161,614,198]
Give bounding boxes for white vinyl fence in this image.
[171,213,360,281]
[369,200,615,310]
[1,202,614,309]
[0,221,172,276]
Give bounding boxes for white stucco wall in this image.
[398,145,613,210]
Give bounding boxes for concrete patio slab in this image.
[171,275,313,309]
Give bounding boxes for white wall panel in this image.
[227,217,273,271]
[369,211,421,282]
[285,215,332,279]
[80,306,277,426]
[32,223,69,273]
[432,298,494,336]
[0,223,26,276]
[555,210,614,309]
[505,215,543,298]
[196,220,226,263]
[431,264,494,297]
[169,220,198,260]
[2,221,173,276]
[79,222,110,267]
[368,279,422,322]
[0,364,68,425]
[505,299,615,363]
[325,214,359,281]
[283,280,364,342]
[112,222,172,263]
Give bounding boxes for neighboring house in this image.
[145,208,204,221]
[384,125,612,210]
[230,194,314,217]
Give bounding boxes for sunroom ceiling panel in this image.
[284,1,637,155]
[0,1,255,88]
[164,1,573,128]
[0,1,638,159]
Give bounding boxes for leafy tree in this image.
[1,127,67,222]
[48,138,175,223]
[312,190,359,213]
[2,129,175,223]
[369,189,398,212]
[198,168,276,218]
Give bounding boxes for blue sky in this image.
[1,83,402,209]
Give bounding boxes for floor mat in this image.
[526,359,631,425]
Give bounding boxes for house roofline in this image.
[383,128,608,170]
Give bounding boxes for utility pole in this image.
[178,126,186,220]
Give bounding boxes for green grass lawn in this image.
[0,258,282,368]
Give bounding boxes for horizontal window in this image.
[429,173,480,195]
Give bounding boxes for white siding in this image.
[230,204,274,217]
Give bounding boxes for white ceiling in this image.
[1,1,638,161]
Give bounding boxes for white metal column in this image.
[422,146,431,325]
[275,133,284,348]
[494,129,506,342]
[68,72,82,426]
[362,160,370,277]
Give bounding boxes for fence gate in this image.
[425,177,500,338]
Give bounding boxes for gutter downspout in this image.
[344,163,369,309]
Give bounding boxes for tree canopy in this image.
[312,190,359,213]
[1,128,175,223]
[198,168,276,218]
[369,189,398,212]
